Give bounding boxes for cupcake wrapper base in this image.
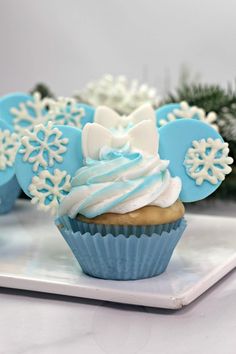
[56,217,187,281]
[58,216,182,237]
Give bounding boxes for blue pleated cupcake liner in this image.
[57,215,182,237]
[55,216,187,280]
[0,176,21,214]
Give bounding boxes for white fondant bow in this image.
[82,120,159,160]
[94,103,156,129]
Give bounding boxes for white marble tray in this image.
[0,200,235,309]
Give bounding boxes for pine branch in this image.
[163,83,236,114]
[30,83,55,99]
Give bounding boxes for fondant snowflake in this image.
[29,169,71,215]
[75,74,160,115]
[19,122,69,172]
[184,138,233,185]
[11,92,55,135]
[0,129,19,170]
[49,97,85,128]
[159,101,218,131]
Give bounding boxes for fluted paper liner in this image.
[57,216,182,237]
[55,216,187,280]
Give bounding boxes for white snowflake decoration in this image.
[11,92,55,135]
[159,101,218,131]
[75,74,160,115]
[29,169,71,215]
[0,129,19,170]
[19,121,69,172]
[49,97,85,128]
[184,138,233,185]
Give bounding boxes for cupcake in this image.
[15,105,233,280]
[56,119,185,280]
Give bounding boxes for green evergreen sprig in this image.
[164,83,236,114]
[30,83,55,99]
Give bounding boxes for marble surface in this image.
[0,201,235,309]
[0,269,235,354]
[0,200,235,353]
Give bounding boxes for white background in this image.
[0,0,235,96]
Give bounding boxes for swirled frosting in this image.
[58,145,181,218]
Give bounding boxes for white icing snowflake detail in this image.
[49,97,85,128]
[0,129,19,170]
[11,92,55,135]
[159,101,218,131]
[19,121,68,172]
[184,138,233,185]
[29,169,71,215]
[75,74,160,115]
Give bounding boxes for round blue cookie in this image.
[15,124,83,197]
[0,119,17,186]
[79,104,95,128]
[0,93,31,127]
[156,103,180,128]
[159,119,225,202]
[156,102,202,128]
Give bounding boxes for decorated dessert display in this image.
[0,92,54,213]
[0,92,95,213]
[0,92,95,133]
[14,104,233,280]
[75,74,160,115]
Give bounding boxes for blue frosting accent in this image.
[70,147,165,218]
[0,93,32,127]
[159,119,224,202]
[156,103,202,128]
[0,119,16,186]
[15,125,83,196]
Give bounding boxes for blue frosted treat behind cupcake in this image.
[0,120,20,214]
[0,176,21,214]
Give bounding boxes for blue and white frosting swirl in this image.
[58,145,182,218]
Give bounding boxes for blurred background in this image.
[0,0,236,96]
[1,0,236,213]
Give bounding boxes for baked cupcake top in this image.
[14,104,233,215]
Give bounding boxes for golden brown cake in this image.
[77,200,185,225]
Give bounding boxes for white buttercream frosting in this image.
[58,120,182,218]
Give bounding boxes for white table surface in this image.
[0,200,236,354]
